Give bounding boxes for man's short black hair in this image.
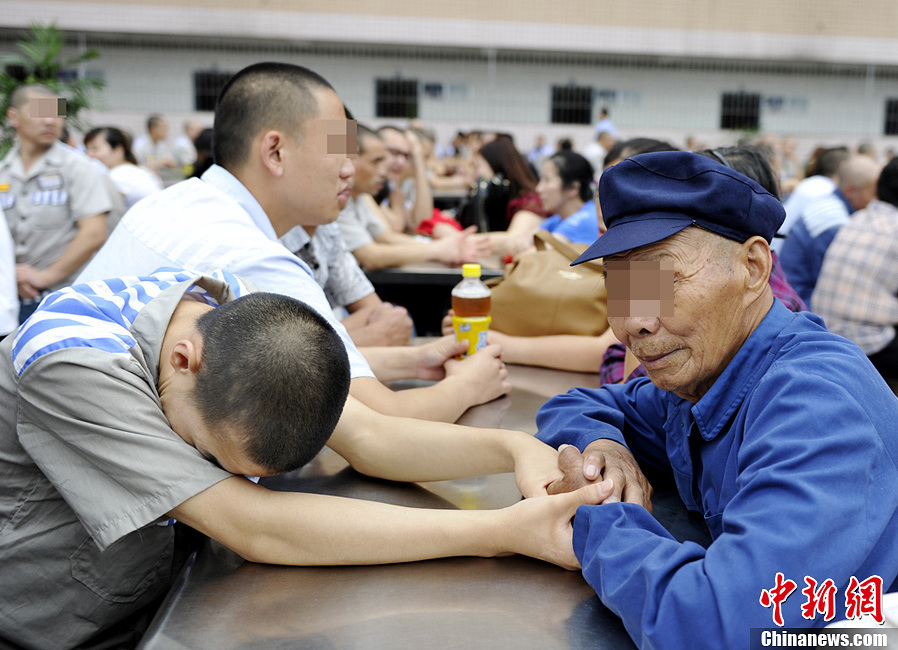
[811,146,850,178]
[192,292,350,474]
[212,62,335,171]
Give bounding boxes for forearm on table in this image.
[353,241,435,271]
[172,477,504,566]
[384,386,468,422]
[536,387,629,450]
[327,394,526,480]
[358,345,420,382]
[499,330,617,372]
[348,374,475,422]
[340,309,371,332]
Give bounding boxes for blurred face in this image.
[151,119,169,142]
[474,154,494,180]
[7,91,64,150]
[782,137,797,156]
[280,87,356,226]
[85,134,124,169]
[380,129,411,180]
[420,137,434,158]
[353,134,388,197]
[537,158,570,215]
[605,229,750,403]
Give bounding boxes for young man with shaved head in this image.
[0,269,606,648]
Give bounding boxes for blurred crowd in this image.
[3,85,898,386]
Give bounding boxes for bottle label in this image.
[452,315,491,358]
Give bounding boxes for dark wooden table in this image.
[138,364,710,650]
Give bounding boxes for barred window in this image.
[884,99,898,135]
[375,78,418,119]
[720,92,761,130]
[551,85,593,124]
[193,71,233,111]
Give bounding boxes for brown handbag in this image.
[488,230,608,337]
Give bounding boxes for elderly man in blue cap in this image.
[537,151,898,648]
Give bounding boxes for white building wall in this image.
[74,42,898,151]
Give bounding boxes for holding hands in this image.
[499,481,615,570]
[547,440,653,512]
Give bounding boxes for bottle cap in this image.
[462,263,482,278]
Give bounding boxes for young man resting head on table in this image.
[0,269,609,650]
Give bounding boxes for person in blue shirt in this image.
[537,150,600,245]
[779,154,880,306]
[536,151,898,649]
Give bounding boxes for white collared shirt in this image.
[77,164,374,379]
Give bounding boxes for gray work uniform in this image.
[0,141,112,290]
[0,270,240,649]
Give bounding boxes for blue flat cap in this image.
[572,151,786,264]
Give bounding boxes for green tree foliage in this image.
[0,23,104,155]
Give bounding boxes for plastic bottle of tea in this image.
[451,263,491,357]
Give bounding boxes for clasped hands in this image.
[544,440,653,513]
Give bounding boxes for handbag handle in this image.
[532,230,604,271]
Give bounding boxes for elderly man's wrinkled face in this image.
[605,228,753,403]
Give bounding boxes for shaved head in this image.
[213,62,335,171]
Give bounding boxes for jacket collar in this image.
[689,299,794,441]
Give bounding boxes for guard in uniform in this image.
[1,84,111,322]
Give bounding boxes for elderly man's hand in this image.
[546,440,653,512]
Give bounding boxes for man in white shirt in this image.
[79,62,508,423]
